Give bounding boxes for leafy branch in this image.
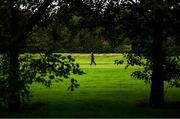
[0,53,85,103]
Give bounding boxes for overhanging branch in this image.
[1,0,54,51]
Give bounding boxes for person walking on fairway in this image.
[90,49,96,65]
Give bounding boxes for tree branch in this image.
[2,0,54,51]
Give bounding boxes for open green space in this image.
[0,53,180,118]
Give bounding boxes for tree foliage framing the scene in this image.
[112,0,180,107]
[0,0,86,112]
[0,53,84,104]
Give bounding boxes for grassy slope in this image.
[0,53,180,117]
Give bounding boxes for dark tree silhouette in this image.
[0,0,84,112]
[102,0,180,107]
[0,0,55,111]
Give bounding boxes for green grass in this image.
[0,53,180,118]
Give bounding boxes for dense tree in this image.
[0,0,84,112]
[24,1,128,53]
[0,0,55,111]
[111,0,180,107]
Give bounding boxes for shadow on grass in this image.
[0,101,45,111]
[0,102,46,113]
[137,101,180,109]
[21,102,45,111]
[0,102,46,118]
[164,102,180,109]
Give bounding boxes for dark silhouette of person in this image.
[90,49,96,65]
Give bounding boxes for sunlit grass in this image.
[0,53,180,118]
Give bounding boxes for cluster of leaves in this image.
[124,53,152,84]
[115,54,180,88]
[114,53,152,84]
[114,59,124,65]
[0,53,84,103]
[164,56,180,88]
[68,78,80,91]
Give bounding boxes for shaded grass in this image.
[0,53,180,117]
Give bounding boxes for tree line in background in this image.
[24,4,131,53]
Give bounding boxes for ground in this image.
[0,53,180,117]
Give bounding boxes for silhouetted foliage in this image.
[113,0,180,107]
[0,53,84,108]
[0,0,86,112]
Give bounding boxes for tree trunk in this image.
[7,46,21,112]
[150,33,165,107]
[150,63,164,107]
[150,7,165,107]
